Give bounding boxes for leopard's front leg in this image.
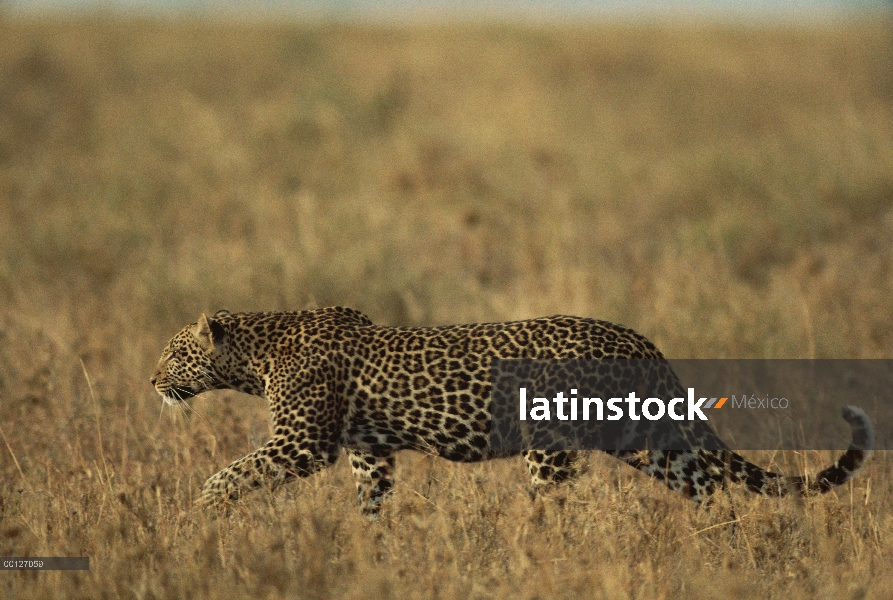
[345,448,396,519]
[198,436,339,507]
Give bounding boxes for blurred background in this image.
[2,0,891,356]
[1,2,892,598]
[5,0,893,19]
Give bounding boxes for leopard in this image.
[150,307,873,517]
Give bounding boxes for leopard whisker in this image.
[173,392,215,429]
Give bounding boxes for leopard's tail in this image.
[730,405,874,497]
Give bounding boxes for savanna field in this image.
[1,10,893,599]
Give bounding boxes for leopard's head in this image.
[151,313,230,405]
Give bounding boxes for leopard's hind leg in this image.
[523,450,580,496]
[609,449,728,502]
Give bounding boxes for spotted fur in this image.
[150,308,873,516]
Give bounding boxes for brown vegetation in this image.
[1,12,892,599]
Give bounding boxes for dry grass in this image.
[1,11,893,599]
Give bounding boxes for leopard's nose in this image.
[150,375,157,386]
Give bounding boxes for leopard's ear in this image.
[192,313,227,352]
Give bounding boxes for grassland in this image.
[1,11,892,599]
